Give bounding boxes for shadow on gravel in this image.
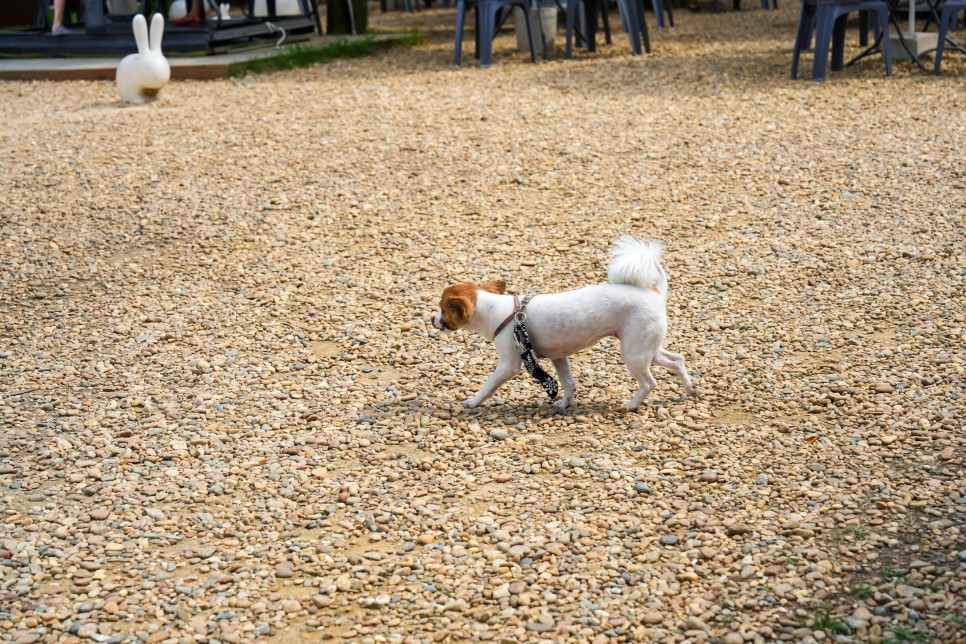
[362,398,688,424]
[809,455,966,643]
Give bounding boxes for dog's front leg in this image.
[551,357,577,410]
[463,356,521,409]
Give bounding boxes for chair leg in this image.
[617,0,642,54]
[830,13,847,71]
[934,9,949,74]
[309,0,322,33]
[633,0,650,52]
[586,0,598,52]
[575,0,587,48]
[480,2,498,66]
[879,7,892,75]
[811,6,834,80]
[521,0,539,62]
[652,0,665,27]
[665,0,674,27]
[477,3,527,67]
[454,0,467,65]
[600,0,612,45]
[565,0,578,57]
[474,5,481,57]
[790,3,813,79]
[639,0,650,52]
[533,0,548,60]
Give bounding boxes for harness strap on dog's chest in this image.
[491,293,558,401]
[493,293,535,338]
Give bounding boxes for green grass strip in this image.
[232,29,425,77]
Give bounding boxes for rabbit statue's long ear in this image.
[149,13,165,52]
[132,13,149,55]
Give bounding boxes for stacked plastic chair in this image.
[791,0,892,80]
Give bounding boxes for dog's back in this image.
[524,284,665,360]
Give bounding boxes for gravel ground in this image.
[1,3,965,643]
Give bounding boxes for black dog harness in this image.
[493,294,558,401]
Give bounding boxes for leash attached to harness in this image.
[495,294,558,402]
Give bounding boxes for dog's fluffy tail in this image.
[607,237,668,296]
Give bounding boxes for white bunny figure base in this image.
[116,13,171,105]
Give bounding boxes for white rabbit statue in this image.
[116,14,171,105]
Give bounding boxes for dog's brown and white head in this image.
[430,281,506,332]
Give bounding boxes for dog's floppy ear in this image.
[444,295,474,327]
[479,280,507,294]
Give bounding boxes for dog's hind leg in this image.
[551,357,577,410]
[653,348,696,396]
[622,347,658,411]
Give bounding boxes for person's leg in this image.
[52,0,67,29]
[172,0,205,24]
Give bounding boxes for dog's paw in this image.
[552,399,571,412]
[623,401,641,412]
[462,398,480,409]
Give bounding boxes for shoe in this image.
[169,14,203,26]
[50,24,71,35]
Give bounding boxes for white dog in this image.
[430,237,696,410]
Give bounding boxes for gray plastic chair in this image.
[454,0,540,67]
[934,0,966,74]
[791,0,892,81]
